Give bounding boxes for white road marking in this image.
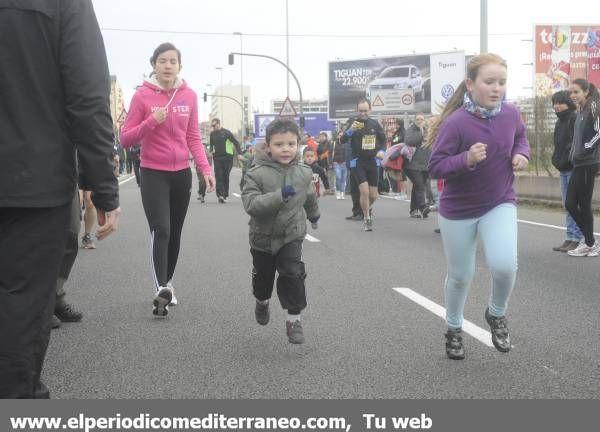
[118,175,135,185]
[380,196,599,236]
[232,193,241,198]
[305,234,321,242]
[517,219,600,236]
[393,287,494,348]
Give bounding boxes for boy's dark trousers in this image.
[251,240,306,315]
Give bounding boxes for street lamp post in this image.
[233,32,245,140]
[228,51,304,134]
[215,67,223,120]
[480,0,488,53]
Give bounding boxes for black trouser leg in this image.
[56,190,81,303]
[214,157,233,198]
[166,170,191,282]
[251,249,277,302]
[565,164,598,246]
[141,168,191,289]
[0,203,70,398]
[424,172,434,204]
[275,241,307,315]
[350,171,362,216]
[405,169,427,213]
[133,160,141,186]
[197,172,206,197]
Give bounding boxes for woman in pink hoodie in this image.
[121,42,215,317]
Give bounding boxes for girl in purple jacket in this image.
[121,43,215,317]
[428,53,530,360]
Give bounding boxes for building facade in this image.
[270,99,328,114]
[209,84,251,139]
[110,75,125,135]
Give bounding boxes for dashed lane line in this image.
[118,175,135,186]
[393,287,494,348]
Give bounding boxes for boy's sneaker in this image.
[409,210,422,218]
[80,233,96,249]
[166,281,177,306]
[340,192,345,200]
[286,320,305,344]
[152,287,172,317]
[197,195,205,203]
[567,240,594,257]
[421,206,431,219]
[485,308,511,352]
[363,218,373,231]
[255,300,270,325]
[444,328,465,360]
[218,196,225,204]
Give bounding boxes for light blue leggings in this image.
[438,203,518,329]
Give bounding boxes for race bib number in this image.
[362,135,376,150]
[312,173,320,184]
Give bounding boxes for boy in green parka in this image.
[241,119,320,344]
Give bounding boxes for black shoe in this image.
[434,228,441,234]
[445,328,465,360]
[421,206,431,219]
[153,287,172,317]
[51,315,61,329]
[218,196,225,204]
[485,308,511,352]
[346,214,364,221]
[255,300,270,325]
[552,240,571,252]
[197,195,205,203]
[286,320,305,344]
[54,301,83,322]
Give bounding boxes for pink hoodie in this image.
[120,77,212,175]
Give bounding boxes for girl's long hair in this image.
[572,78,600,119]
[427,53,507,147]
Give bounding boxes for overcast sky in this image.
[92,0,595,120]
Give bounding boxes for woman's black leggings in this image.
[565,164,599,247]
[140,167,192,290]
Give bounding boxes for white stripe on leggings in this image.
[150,230,160,292]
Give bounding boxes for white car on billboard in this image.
[366,64,425,101]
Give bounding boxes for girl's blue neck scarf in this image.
[463,92,502,119]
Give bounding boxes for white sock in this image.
[287,313,301,322]
[257,299,269,305]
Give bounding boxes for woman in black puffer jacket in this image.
[550,90,583,252]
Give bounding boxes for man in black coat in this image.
[0,0,120,398]
[209,118,242,203]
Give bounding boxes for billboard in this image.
[328,51,465,120]
[534,24,600,96]
[254,113,336,139]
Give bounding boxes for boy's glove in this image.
[309,216,319,230]
[281,185,296,200]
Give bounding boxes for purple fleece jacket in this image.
[428,103,530,220]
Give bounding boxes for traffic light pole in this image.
[229,52,304,132]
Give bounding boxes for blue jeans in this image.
[560,170,583,242]
[438,203,518,329]
[333,162,348,193]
